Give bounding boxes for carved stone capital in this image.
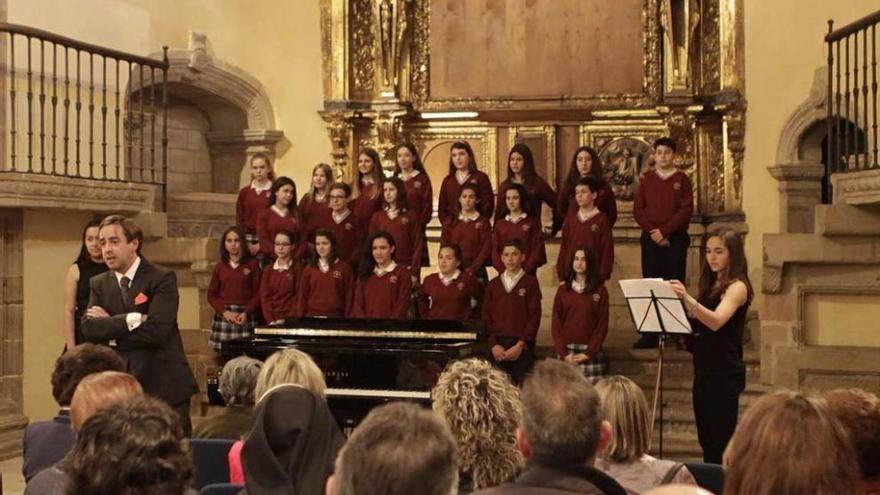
[320,110,357,181]
[0,172,156,212]
[831,169,880,206]
[768,162,826,184]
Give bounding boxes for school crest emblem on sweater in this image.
[457,282,465,290]
[401,216,409,225]
[673,182,681,190]
[332,270,342,278]
[414,181,422,189]
[592,293,601,302]
[590,224,599,232]
[243,268,252,275]
[518,288,526,297]
[475,222,483,229]
[522,224,530,232]
[390,275,398,283]
[345,223,352,230]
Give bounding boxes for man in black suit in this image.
[81,215,198,434]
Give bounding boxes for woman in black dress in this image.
[669,226,752,464]
[62,219,108,351]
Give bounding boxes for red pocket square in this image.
[134,293,149,305]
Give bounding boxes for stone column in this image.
[768,162,825,234]
[0,209,28,459]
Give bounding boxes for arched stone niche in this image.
[129,32,285,196]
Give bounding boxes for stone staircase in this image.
[605,347,766,461]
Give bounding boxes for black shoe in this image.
[632,335,659,349]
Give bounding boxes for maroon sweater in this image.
[351,264,413,319]
[491,216,547,274]
[494,177,558,222]
[482,273,542,347]
[417,271,483,320]
[551,284,610,357]
[440,217,492,271]
[557,210,614,282]
[633,170,694,236]
[401,173,434,228]
[311,210,366,268]
[236,185,271,235]
[437,171,495,226]
[351,182,382,227]
[260,264,300,322]
[369,210,424,270]
[297,260,354,317]
[207,259,261,315]
[556,181,618,231]
[299,195,330,242]
[256,208,306,260]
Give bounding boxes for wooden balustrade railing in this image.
[0,23,169,210]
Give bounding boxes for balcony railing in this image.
[825,10,880,201]
[0,23,169,209]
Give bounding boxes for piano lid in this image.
[254,316,482,341]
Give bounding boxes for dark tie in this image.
[120,276,131,306]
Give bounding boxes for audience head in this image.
[432,358,523,489]
[643,485,715,495]
[51,343,125,407]
[824,388,880,486]
[595,375,651,463]
[76,217,104,263]
[723,390,859,495]
[519,359,610,465]
[66,396,192,495]
[329,402,458,495]
[219,355,263,407]
[70,371,143,432]
[244,385,344,495]
[254,349,326,402]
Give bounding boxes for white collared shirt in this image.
[229,259,240,269]
[458,211,480,222]
[501,269,525,293]
[273,259,291,272]
[505,212,527,224]
[400,169,421,181]
[655,167,677,180]
[439,269,461,286]
[572,279,586,294]
[361,177,375,186]
[271,204,289,217]
[318,258,331,273]
[114,256,143,332]
[313,191,327,203]
[455,170,471,185]
[385,206,400,220]
[251,180,272,194]
[332,209,351,224]
[578,207,600,223]
[374,261,398,277]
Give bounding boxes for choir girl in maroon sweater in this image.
[439,183,491,284]
[557,177,614,283]
[394,142,433,268]
[298,162,333,244]
[494,143,558,227]
[235,153,274,255]
[553,146,617,235]
[256,176,306,262]
[314,182,366,270]
[437,141,494,226]
[297,229,354,317]
[351,148,385,227]
[551,246,610,383]
[418,245,483,320]
[369,177,424,283]
[491,182,546,275]
[207,226,261,350]
[351,231,413,319]
[483,238,542,384]
[260,230,300,324]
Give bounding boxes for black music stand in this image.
[620,278,692,458]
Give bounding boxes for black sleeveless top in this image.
[73,258,108,343]
[691,290,748,386]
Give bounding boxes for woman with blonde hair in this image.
[724,390,859,495]
[432,358,523,493]
[595,376,696,494]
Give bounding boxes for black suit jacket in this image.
[22,410,74,481]
[81,258,198,405]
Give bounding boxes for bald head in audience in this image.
[643,485,714,495]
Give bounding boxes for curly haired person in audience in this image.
[824,388,880,495]
[432,358,524,493]
[193,355,263,440]
[65,395,194,495]
[594,376,696,493]
[22,343,124,482]
[328,402,459,495]
[25,371,143,495]
[723,390,860,495]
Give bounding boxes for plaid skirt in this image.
[210,304,256,350]
[565,343,608,384]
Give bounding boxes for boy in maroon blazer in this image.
[632,137,694,348]
[557,177,614,283]
[483,239,542,384]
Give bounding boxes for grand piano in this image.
[220,317,484,429]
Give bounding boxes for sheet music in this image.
[619,278,692,334]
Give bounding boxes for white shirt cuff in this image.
[125,312,144,332]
